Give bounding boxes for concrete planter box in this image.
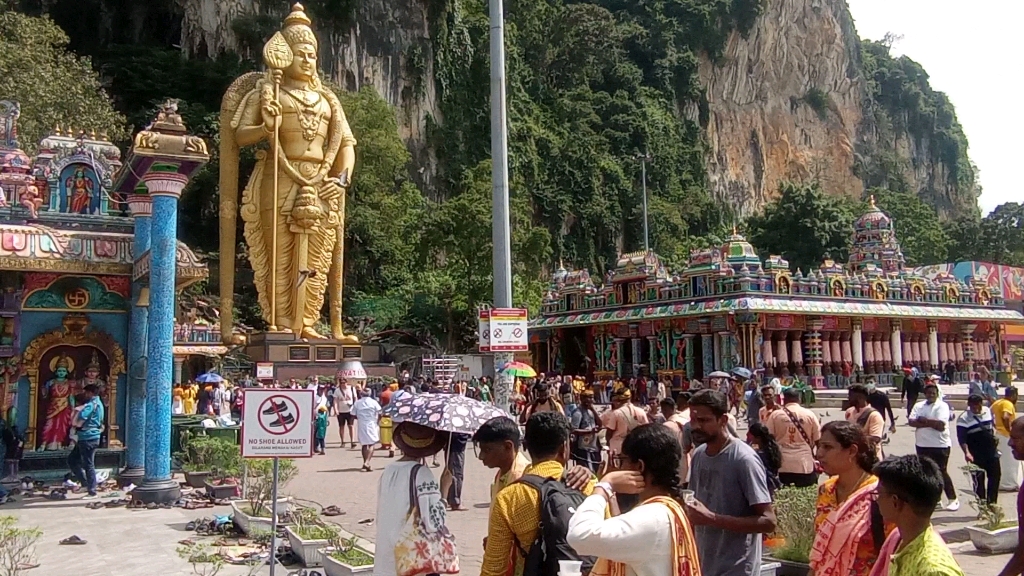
[760,561,781,576]
[230,498,292,535]
[966,525,1019,553]
[204,480,238,500]
[321,547,374,576]
[286,526,330,566]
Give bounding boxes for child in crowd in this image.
[314,405,328,455]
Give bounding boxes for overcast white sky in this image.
[845,0,1022,215]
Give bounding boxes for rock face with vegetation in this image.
[1,0,995,350]
[697,0,973,217]
[177,0,976,220]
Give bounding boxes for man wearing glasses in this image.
[871,455,965,576]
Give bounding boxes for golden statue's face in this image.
[287,43,317,82]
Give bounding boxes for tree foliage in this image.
[429,0,757,276]
[747,182,856,273]
[950,203,1024,267]
[0,9,128,150]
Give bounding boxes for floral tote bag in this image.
[394,464,460,576]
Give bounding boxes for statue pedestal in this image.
[245,332,363,381]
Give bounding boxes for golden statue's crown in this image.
[282,3,317,49]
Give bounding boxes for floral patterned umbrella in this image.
[383,392,510,434]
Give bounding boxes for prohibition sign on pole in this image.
[258,395,300,435]
[241,388,314,458]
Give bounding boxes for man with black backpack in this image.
[481,411,598,576]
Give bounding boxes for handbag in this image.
[782,407,823,474]
[394,464,460,576]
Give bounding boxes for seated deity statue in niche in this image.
[20,184,42,218]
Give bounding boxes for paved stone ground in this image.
[1,399,1017,575]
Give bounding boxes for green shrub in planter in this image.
[331,537,373,567]
[242,458,297,517]
[770,486,817,564]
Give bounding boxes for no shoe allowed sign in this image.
[241,389,314,458]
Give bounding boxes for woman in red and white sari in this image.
[810,421,895,576]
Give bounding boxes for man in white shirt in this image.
[333,379,357,448]
[909,383,959,511]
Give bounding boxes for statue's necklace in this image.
[282,88,324,142]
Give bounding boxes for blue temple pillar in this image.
[136,170,189,503]
[110,101,208,502]
[119,193,151,487]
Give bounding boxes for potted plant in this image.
[230,458,296,535]
[176,431,218,488]
[203,436,243,500]
[285,507,340,566]
[961,464,1018,553]
[765,486,816,576]
[320,535,374,576]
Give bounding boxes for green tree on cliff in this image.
[0,10,127,150]
[747,181,856,272]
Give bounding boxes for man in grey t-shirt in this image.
[686,389,776,576]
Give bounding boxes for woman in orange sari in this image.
[568,424,701,576]
[810,421,894,576]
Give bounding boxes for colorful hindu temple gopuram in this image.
[530,199,1024,390]
[0,99,218,502]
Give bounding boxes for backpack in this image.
[515,474,596,576]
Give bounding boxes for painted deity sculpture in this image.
[40,353,75,450]
[65,166,94,214]
[77,352,107,399]
[219,3,357,341]
[19,184,42,218]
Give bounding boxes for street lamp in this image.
[634,152,652,252]
[490,0,514,411]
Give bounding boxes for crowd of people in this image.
[359,366,1024,576]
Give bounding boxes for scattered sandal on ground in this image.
[321,505,344,517]
[59,535,87,545]
[85,502,104,510]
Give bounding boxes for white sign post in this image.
[488,307,528,352]
[478,309,491,352]
[241,388,314,576]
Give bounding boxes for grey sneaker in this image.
[82,493,98,500]
[946,499,960,512]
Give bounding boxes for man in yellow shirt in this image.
[481,411,596,576]
[473,416,531,504]
[993,387,1020,491]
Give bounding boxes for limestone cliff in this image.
[700,0,974,218]
[175,0,974,216]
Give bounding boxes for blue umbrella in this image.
[731,367,752,379]
[196,372,224,383]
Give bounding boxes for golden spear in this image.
[263,32,293,332]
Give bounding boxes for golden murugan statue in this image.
[219,3,357,342]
